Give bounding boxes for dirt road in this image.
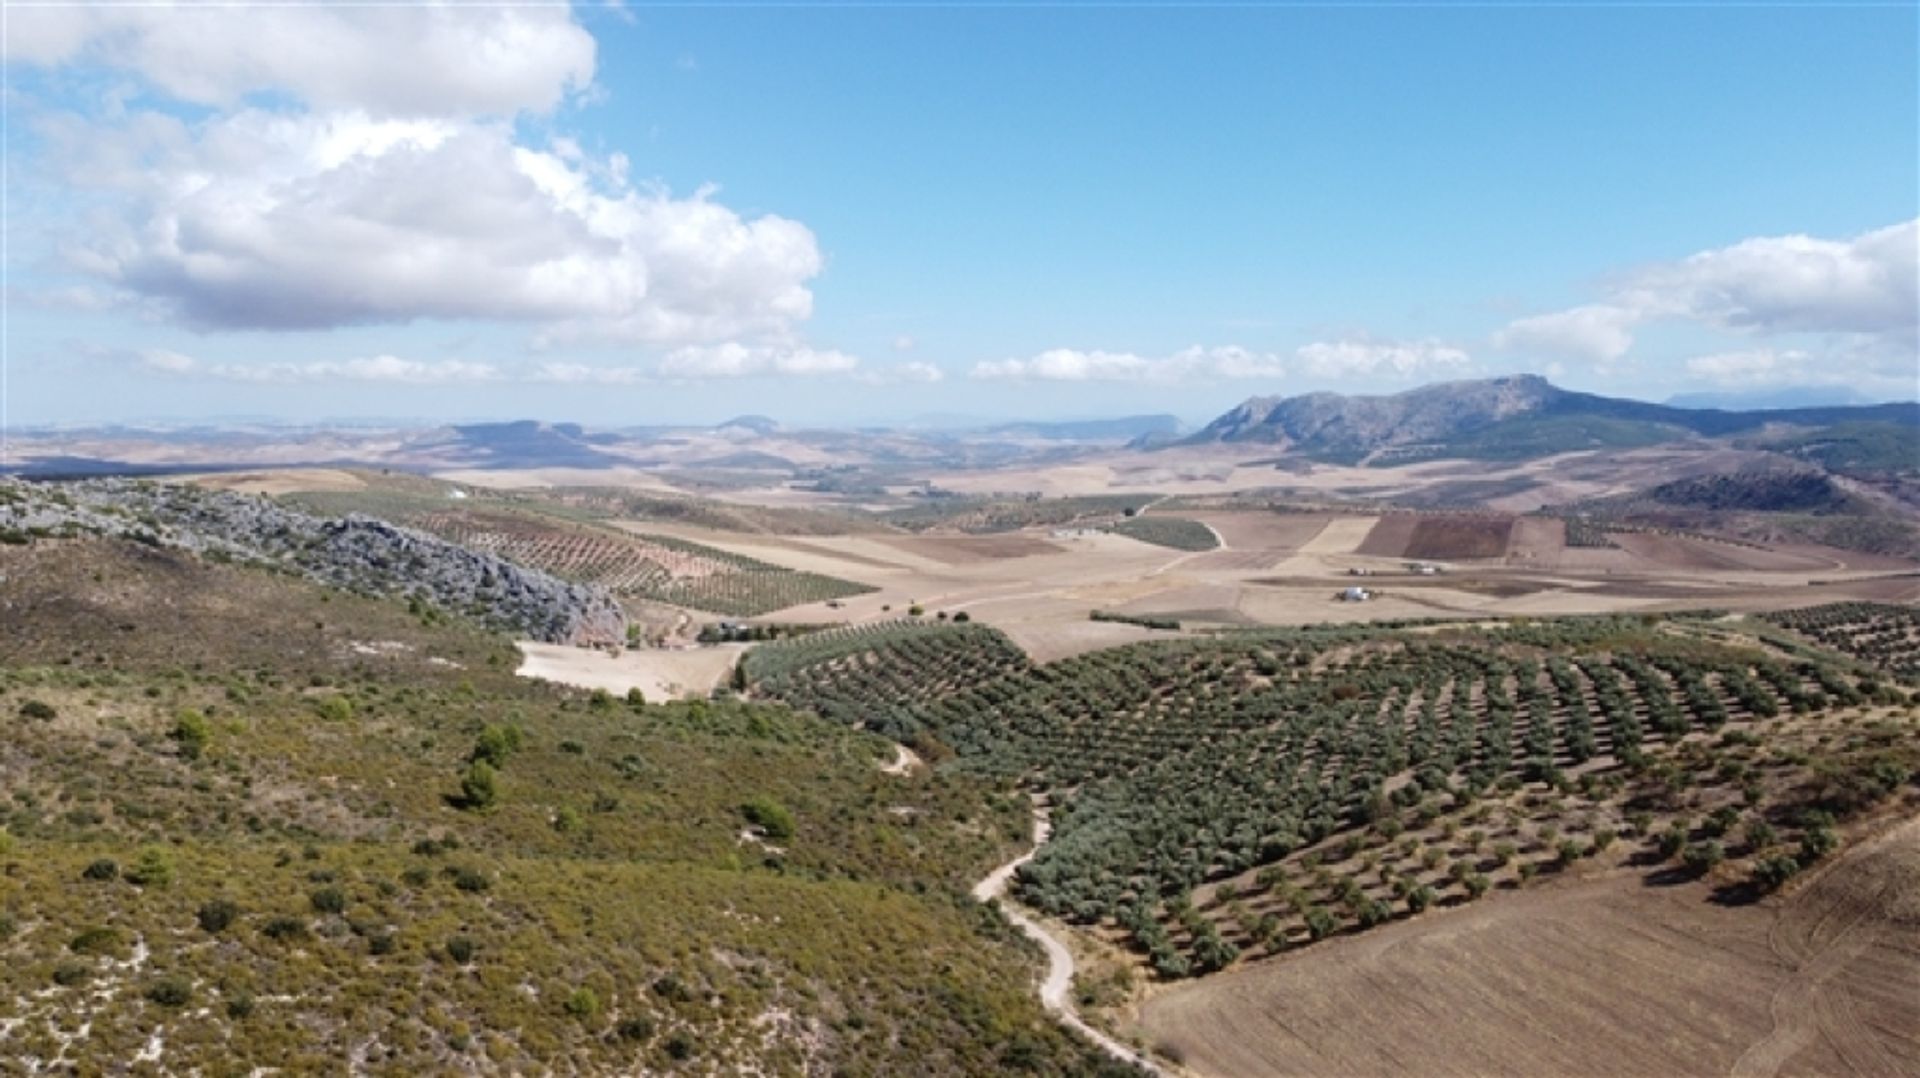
[973,806,1167,1075]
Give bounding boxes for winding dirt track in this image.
[973,807,1167,1075]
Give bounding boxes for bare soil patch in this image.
[182,468,368,496]
[1506,515,1567,567]
[877,535,1064,565]
[1297,516,1380,555]
[1138,816,1920,1078]
[1404,515,1516,560]
[1609,533,1831,573]
[1354,513,1420,558]
[1180,512,1333,551]
[515,642,743,701]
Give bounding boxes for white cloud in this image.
[1497,219,1919,363]
[139,350,502,385]
[1627,219,1917,336]
[6,5,596,117]
[657,343,860,379]
[970,345,1286,383]
[858,360,945,385]
[530,362,651,386]
[1294,336,1472,378]
[49,110,824,342]
[892,334,917,352]
[1492,304,1640,364]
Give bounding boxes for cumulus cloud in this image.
[48,110,823,342]
[1294,336,1472,378]
[1492,305,1640,364]
[657,343,860,379]
[1627,219,1917,337]
[1496,219,1919,363]
[138,350,502,385]
[970,345,1286,383]
[6,5,595,117]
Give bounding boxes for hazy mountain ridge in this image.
[1183,374,1920,462]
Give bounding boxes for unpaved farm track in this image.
[1141,813,1920,1077]
[1733,815,1920,1078]
[973,807,1166,1075]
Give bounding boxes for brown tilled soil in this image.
[1138,815,1920,1078]
[1354,513,1420,558]
[1608,533,1836,573]
[1181,513,1336,551]
[1403,516,1517,560]
[876,535,1064,565]
[1505,515,1567,566]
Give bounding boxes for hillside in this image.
[1,478,628,645]
[0,537,1135,1074]
[1556,470,1920,560]
[1182,374,1920,464]
[746,617,1919,985]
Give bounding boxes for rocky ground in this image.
[0,478,626,645]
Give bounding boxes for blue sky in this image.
[4,1,1916,427]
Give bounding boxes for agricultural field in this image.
[402,508,875,619]
[884,495,1155,535]
[0,538,1131,1075]
[1762,602,1920,683]
[1105,517,1221,551]
[1140,813,1920,1076]
[746,616,1919,986]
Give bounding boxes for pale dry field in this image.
[1138,815,1920,1078]
[179,468,369,496]
[610,503,1916,661]
[514,641,744,700]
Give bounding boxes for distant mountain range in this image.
[1177,374,1920,466]
[987,414,1183,442]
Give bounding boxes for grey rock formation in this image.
[0,478,627,646]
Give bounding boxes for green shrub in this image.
[664,1032,696,1061]
[82,858,119,881]
[310,886,347,914]
[446,935,477,963]
[127,846,176,887]
[472,723,524,768]
[19,700,56,721]
[197,899,238,933]
[458,761,500,812]
[70,926,125,956]
[742,797,796,841]
[565,986,603,1021]
[146,976,193,1007]
[171,708,212,760]
[452,867,492,893]
[261,917,308,942]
